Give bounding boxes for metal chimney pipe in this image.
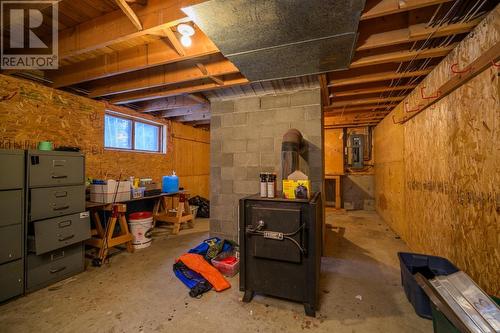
[281,128,303,180]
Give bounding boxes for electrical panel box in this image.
[350,134,364,169]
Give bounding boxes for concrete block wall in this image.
[210,89,323,241]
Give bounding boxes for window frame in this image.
[104,111,166,154]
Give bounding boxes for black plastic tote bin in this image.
[397,252,459,319]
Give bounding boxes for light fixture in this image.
[177,23,195,37]
[180,35,192,47]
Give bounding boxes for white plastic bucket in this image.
[128,212,153,249]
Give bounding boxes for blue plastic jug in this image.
[162,171,179,193]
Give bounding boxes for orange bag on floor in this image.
[178,253,231,292]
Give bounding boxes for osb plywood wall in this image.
[324,129,344,175]
[0,74,210,198]
[374,8,499,296]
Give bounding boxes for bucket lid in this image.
[129,211,153,219]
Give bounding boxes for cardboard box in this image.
[90,180,131,203]
[282,179,311,199]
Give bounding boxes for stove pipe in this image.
[281,128,303,180]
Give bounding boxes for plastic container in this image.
[431,296,500,333]
[131,187,145,199]
[128,211,153,249]
[162,171,179,193]
[211,251,239,277]
[38,141,53,151]
[398,252,459,319]
[90,180,131,203]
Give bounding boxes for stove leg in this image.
[304,303,316,317]
[242,290,254,303]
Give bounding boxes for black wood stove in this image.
[239,193,322,317]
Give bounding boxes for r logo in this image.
[1,1,58,69]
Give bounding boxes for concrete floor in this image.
[0,211,432,332]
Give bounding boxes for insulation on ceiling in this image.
[183,0,365,81]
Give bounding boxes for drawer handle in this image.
[49,266,66,274]
[58,220,72,228]
[53,205,70,211]
[51,175,68,179]
[53,160,66,167]
[59,235,74,242]
[54,191,68,198]
[51,251,65,261]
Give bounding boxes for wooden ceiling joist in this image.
[163,28,186,56]
[114,0,143,30]
[174,112,211,122]
[51,32,219,88]
[318,74,330,106]
[138,95,205,113]
[361,0,453,21]
[329,67,433,87]
[325,104,397,115]
[161,105,209,118]
[186,93,209,104]
[88,55,238,98]
[58,0,205,60]
[331,84,417,98]
[329,96,404,108]
[351,44,455,68]
[357,20,480,51]
[110,75,249,104]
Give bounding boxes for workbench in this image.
[85,191,194,262]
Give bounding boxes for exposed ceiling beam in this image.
[114,0,143,30]
[186,93,209,104]
[318,74,330,106]
[325,123,380,129]
[357,20,480,51]
[325,104,397,115]
[329,96,404,108]
[163,27,185,56]
[329,67,433,87]
[331,84,417,98]
[174,112,211,122]
[87,55,239,98]
[138,95,205,112]
[126,0,147,4]
[58,0,205,60]
[351,44,455,68]
[361,0,453,21]
[197,63,225,85]
[110,76,249,104]
[50,32,219,88]
[161,105,209,118]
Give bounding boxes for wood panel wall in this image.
[374,9,499,296]
[324,128,344,175]
[0,74,210,198]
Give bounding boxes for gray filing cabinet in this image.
[0,150,25,302]
[26,150,90,292]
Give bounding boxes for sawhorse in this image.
[86,203,134,263]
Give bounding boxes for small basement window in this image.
[104,112,166,153]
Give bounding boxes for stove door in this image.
[250,206,303,263]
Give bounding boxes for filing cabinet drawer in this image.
[28,152,84,187]
[0,224,23,264]
[27,244,84,292]
[30,185,85,221]
[29,213,91,255]
[0,150,24,190]
[0,190,23,227]
[0,259,24,302]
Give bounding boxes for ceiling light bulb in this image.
[177,23,195,37]
[180,35,192,47]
